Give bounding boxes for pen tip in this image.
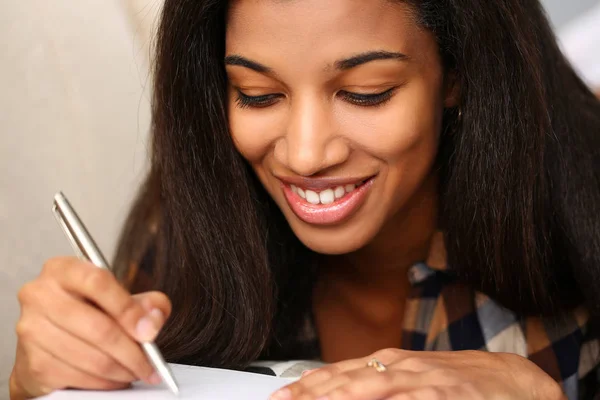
[170,385,180,396]
[164,373,180,396]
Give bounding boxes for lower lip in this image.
[281,178,375,225]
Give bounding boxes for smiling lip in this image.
[280,176,376,225]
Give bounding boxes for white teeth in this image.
[319,189,335,204]
[291,182,362,205]
[305,190,320,204]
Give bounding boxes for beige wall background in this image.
[0,1,160,398]
[0,1,598,399]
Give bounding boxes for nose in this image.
[274,94,350,176]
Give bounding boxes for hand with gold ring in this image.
[269,348,567,400]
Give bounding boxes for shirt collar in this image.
[407,231,448,286]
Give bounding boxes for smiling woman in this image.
[9,0,600,399]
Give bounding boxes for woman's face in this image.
[225,0,457,254]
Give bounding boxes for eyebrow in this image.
[223,50,409,74]
[334,51,409,70]
[224,55,272,73]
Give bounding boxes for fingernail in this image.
[136,316,159,342]
[270,388,291,400]
[148,371,162,385]
[39,386,53,395]
[301,369,315,377]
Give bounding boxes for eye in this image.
[235,90,282,109]
[339,87,395,107]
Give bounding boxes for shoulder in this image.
[475,293,599,398]
[523,305,599,387]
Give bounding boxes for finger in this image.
[385,384,484,400]
[279,349,412,397]
[17,311,136,383]
[23,343,130,395]
[284,358,369,390]
[132,292,172,325]
[294,368,422,400]
[42,258,170,342]
[385,387,447,400]
[33,284,156,382]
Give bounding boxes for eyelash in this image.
[339,88,395,107]
[236,92,281,109]
[235,88,396,109]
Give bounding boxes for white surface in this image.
[557,1,600,88]
[541,0,599,28]
[41,364,293,400]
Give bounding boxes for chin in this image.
[286,219,380,255]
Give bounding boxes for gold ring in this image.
[367,358,387,372]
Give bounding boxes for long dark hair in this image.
[113,0,600,368]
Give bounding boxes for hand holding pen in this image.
[9,192,178,399]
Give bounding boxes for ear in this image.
[443,70,461,108]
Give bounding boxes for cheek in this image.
[340,86,443,164]
[228,102,284,163]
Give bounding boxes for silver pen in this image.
[52,191,180,395]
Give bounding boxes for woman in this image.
[10,0,600,399]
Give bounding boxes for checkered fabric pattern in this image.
[401,263,599,400]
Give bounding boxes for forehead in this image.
[226,0,429,66]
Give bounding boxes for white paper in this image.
[41,364,295,400]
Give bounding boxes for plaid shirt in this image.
[129,234,599,399]
[400,263,598,400]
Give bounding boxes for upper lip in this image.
[276,175,375,191]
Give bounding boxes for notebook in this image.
[41,363,296,400]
